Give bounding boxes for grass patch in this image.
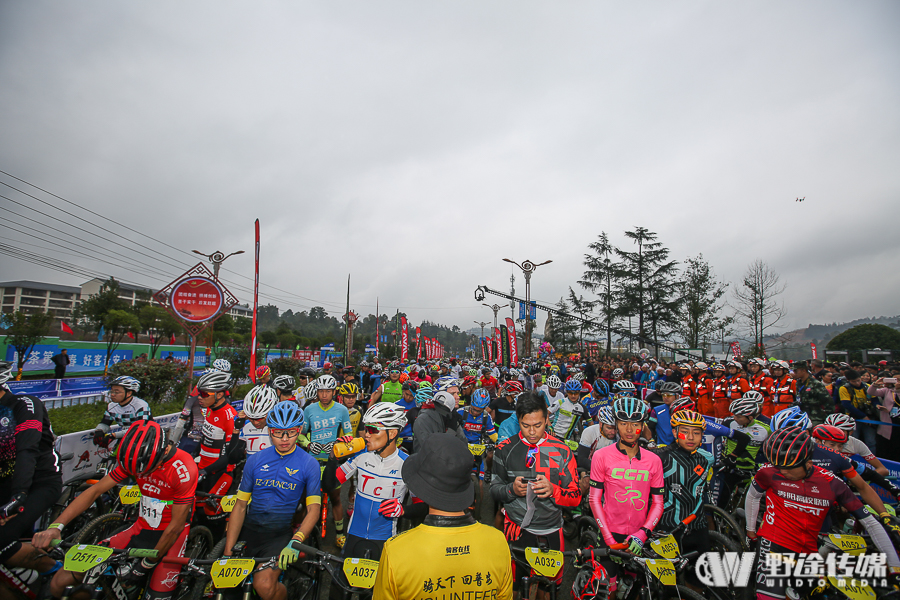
[49,398,186,436]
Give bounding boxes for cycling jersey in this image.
[722,417,769,471]
[239,421,270,456]
[811,444,860,479]
[0,392,60,495]
[346,406,361,438]
[579,424,615,455]
[548,398,584,440]
[752,464,866,553]
[488,396,516,424]
[648,403,674,446]
[109,448,198,530]
[198,401,237,470]
[336,447,409,540]
[97,397,151,437]
[237,444,321,531]
[394,397,415,440]
[456,408,497,444]
[302,402,352,461]
[699,416,750,459]
[537,386,565,408]
[657,444,713,533]
[589,443,664,541]
[378,381,403,404]
[840,436,875,462]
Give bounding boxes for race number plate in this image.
[119,485,141,505]
[525,547,564,578]
[646,559,677,585]
[826,534,867,556]
[64,545,114,573]
[649,534,680,559]
[825,577,876,600]
[468,444,486,456]
[343,558,379,588]
[220,495,238,512]
[564,439,579,451]
[210,558,255,588]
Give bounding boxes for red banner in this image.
[505,318,518,365]
[494,328,501,363]
[416,327,422,361]
[423,337,430,360]
[249,219,260,383]
[400,317,409,362]
[730,341,743,359]
[810,342,818,360]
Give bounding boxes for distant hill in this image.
[765,315,900,346]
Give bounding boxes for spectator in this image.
[869,378,900,462]
[51,349,69,379]
[793,361,833,426]
[839,369,877,451]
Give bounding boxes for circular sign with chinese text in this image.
[170,277,224,323]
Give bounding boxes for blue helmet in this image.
[267,401,305,430]
[612,397,649,423]
[771,407,811,431]
[594,379,610,397]
[564,379,583,393]
[415,384,434,407]
[434,376,458,392]
[471,388,491,409]
[613,380,635,396]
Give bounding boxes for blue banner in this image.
[155,350,208,367]
[6,378,58,399]
[5,345,133,374]
[59,376,108,397]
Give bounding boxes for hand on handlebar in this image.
[32,526,62,550]
[279,540,303,570]
[0,493,25,525]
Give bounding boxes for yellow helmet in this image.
[671,409,706,431]
[338,382,360,396]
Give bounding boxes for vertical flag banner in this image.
[810,342,818,359]
[500,325,510,368]
[416,327,422,361]
[423,337,430,360]
[481,338,487,360]
[375,298,379,359]
[493,328,501,363]
[730,341,742,359]
[485,337,492,362]
[505,317,518,365]
[249,219,260,383]
[400,317,409,362]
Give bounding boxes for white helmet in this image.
[363,403,408,430]
[243,385,278,419]
[303,381,318,401]
[825,413,856,433]
[546,375,563,389]
[317,375,338,390]
[212,358,232,372]
[612,368,624,378]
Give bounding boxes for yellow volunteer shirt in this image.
[372,521,513,600]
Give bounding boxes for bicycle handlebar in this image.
[50,539,159,560]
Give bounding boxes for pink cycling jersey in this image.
[589,443,664,545]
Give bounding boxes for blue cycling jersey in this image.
[651,404,675,446]
[302,402,352,460]
[395,397,416,440]
[700,416,736,457]
[237,445,321,531]
[337,448,409,540]
[457,408,497,444]
[497,415,520,442]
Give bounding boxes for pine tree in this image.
[674,254,730,349]
[580,231,620,357]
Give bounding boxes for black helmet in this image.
[764,426,813,468]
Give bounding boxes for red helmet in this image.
[811,424,849,444]
[461,376,477,388]
[255,365,271,379]
[117,420,171,477]
[504,381,524,394]
[671,396,696,414]
[323,362,333,369]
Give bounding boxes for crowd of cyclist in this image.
[2,352,900,599]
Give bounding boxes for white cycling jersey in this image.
[240,422,270,455]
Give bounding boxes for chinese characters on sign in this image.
[170,277,224,322]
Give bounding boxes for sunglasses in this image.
[270,429,300,439]
[364,425,386,435]
[525,447,538,469]
[198,391,213,399]
[390,370,401,374]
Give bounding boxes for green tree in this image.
[102,309,141,374]
[107,358,190,404]
[259,330,278,361]
[567,287,596,356]
[2,310,55,379]
[826,324,900,362]
[139,305,182,359]
[74,278,130,334]
[674,254,730,348]
[580,231,621,357]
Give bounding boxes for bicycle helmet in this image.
[771,407,811,431]
[117,421,171,477]
[572,372,586,383]
[415,384,434,407]
[656,381,682,396]
[729,396,761,417]
[434,376,458,392]
[671,397,696,414]
[372,364,383,372]
[303,381,318,401]
[471,388,491,409]
[572,559,610,600]
[597,406,615,427]
[323,362,333,370]
[811,424,849,444]
[299,367,317,377]
[612,397,649,422]
[197,370,233,392]
[267,401,305,429]
[109,375,140,392]
[210,358,231,372]
[461,375,477,388]
[362,403,407,430]
[468,368,478,377]
[546,375,563,389]
[338,382,361,396]
[824,413,856,433]
[612,368,624,378]
[272,375,295,393]
[243,385,278,419]
[764,426,813,468]
[255,365,271,380]
[564,379,583,393]
[316,374,338,390]
[742,390,765,405]
[0,361,13,386]
[671,409,707,431]
[613,380,635,395]
[504,380,524,395]
[594,379,610,397]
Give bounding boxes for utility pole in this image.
[502,258,552,359]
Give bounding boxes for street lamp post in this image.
[482,303,502,362]
[192,249,245,280]
[502,258,552,359]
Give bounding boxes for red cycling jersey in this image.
[198,401,237,469]
[109,448,198,530]
[753,464,865,553]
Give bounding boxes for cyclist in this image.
[0,361,62,575]
[746,358,775,418]
[35,421,197,599]
[459,388,498,491]
[294,367,316,406]
[480,367,500,399]
[810,424,900,501]
[645,381,684,446]
[413,381,467,452]
[336,403,425,560]
[272,374,296,403]
[170,360,230,453]
[825,413,889,475]
[547,379,587,441]
[370,367,403,404]
[714,394,770,509]
[576,406,617,496]
[537,374,565,408]
[458,375,477,407]
[488,380,522,425]
[588,396,664,594]
[93,375,150,447]
[302,374,352,548]
[612,379,636,398]
[337,382,363,438]
[224,402,321,600]
[656,410,714,557]
[256,365,272,386]
[239,384,278,456]
[745,427,900,600]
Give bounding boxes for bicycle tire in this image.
[704,504,747,551]
[51,483,109,542]
[70,513,126,545]
[707,531,751,600]
[665,585,707,600]
[173,526,215,600]
[190,538,225,600]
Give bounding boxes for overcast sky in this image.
[1,2,898,338]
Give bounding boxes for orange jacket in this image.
[772,376,797,410]
[727,375,750,400]
[681,375,697,398]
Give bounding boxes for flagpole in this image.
[249,219,260,382]
[343,274,350,366]
[375,297,379,361]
